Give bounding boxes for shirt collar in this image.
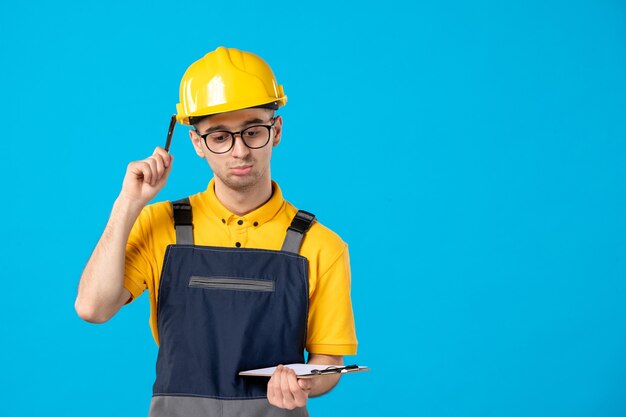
[199,178,285,226]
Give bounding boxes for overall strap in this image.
[171,197,194,245]
[281,210,316,254]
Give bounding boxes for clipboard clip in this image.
[310,364,360,376]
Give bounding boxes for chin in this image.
[220,174,261,191]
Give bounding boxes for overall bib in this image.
[149,198,315,417]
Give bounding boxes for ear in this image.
[272,115,283,147]
[189,130,206,158]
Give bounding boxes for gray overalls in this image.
[148,198,315,417]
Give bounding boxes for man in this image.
[75,46,357,416]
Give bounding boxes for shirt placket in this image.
[231,217,249,248]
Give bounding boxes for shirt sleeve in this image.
[306,245,358,356]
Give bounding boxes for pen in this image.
[164,114,177,152]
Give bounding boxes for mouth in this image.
[230,165,253,176]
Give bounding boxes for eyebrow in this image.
[200,118,268,134]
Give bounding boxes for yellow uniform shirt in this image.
[124,179,358,356]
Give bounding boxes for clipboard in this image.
[239,363,370,379]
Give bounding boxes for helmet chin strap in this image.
[164,114,177,152]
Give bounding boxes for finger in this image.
[145,157,158,186]
[161,155,174,180]
[154,146,171,168]
[268,365,283,407]
[129,161,152,185]
[297,378,312,392]
[280,368,296,410]
[267,367,280,405]
[288,371,308,407]
[150,154,166,181]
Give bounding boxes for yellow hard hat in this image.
[175,46,287,125]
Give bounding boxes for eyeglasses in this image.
[196,118,276,154]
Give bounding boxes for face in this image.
[189,108,282,192]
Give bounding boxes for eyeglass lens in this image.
[205,125,271,154]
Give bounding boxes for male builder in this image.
[75,46,357,416]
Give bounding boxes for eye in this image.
[208,132,230,142]
[243,126,263,137]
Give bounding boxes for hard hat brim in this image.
[176,96,286,125]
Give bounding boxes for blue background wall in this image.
[1,1,625,416]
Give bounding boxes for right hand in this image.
[119,147,173,208]
[267,365,311,410]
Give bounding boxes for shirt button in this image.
[237,219,243,225]
[253,221,259,227]
[235,242,241,248]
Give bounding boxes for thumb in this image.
[165,154,174,171]
[297,378,312,392]
[161,155,174,178]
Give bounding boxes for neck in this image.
[213,178,273,216]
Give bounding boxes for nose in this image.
[230,134,250,158]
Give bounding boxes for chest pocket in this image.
[189,276,275,292]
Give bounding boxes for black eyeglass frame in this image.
[195,117,277,154]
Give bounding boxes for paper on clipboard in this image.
[239,363,370,378]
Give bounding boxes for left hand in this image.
[267,365,312,409]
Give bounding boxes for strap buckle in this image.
[287,210,316,234]
[172,199,193,226]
